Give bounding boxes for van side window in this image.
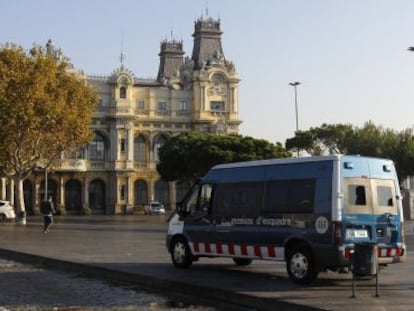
[264,179,315,213]
[181,184,200,214]
[197,184,213,212]
[215,182,263,218]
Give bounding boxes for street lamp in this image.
[289,81,301,133]
[289,81,301,157]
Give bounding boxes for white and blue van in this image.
[166,155,407,284]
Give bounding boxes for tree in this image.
[0,43,98,216]
[285,123,354,155]
[285,121,414,182]
[157,132,291,182]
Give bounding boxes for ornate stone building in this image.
[1,16,242,215]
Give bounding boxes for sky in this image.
[2,0,414,144]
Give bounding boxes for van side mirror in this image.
[176,203,183,215]
[176,202,188,216]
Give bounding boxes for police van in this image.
[166,155,407,284]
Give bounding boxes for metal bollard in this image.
[351,243,379,298]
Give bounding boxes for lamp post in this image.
[289,81,301,133]
[289,81,301,156]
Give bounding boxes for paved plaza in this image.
[0,215,413,310]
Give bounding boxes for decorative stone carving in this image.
[179,57,194,90]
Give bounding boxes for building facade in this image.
[0,16,242,215]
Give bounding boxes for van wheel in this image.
[286,245,318,284]
[0,214,5,222]
[233,258,252,266]
[171,237,193,268]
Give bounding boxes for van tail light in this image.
[396,247,404,257]
[333,221,342,245]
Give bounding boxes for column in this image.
[8,179,14,205]
[59,175,64,207]
[1,178,6,200]
[109,125,118,162]
[127,175,134,212]
[148,178,154,202]
[34,180,41,207]
[126,122,134,168]
[83,176,89,206]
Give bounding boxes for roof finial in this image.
[120,31,125,68]
[170,17,174,40]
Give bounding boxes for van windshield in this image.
[344,178,397,215]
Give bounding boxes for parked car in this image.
[144,201,165,215]
[0,200,16,222]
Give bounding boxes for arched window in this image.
[65,179,82,213]
[89,179,105,212]
[88,133,105,161]
[120,86,126,99]
[155,180,169,206]
[154,135,167,162]
[134,136,146,161]
[134,180,148,205]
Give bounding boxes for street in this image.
[0,215,413,311]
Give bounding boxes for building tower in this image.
[157,40,185,84]
[186,16,242,134]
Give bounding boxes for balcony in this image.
[55,159,88,172]
[105,105,134,116]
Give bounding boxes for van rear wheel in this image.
[171,237,193,268]
[233,258,253,266]
[287,245,318,284]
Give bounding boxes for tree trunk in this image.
[13,177,26,215]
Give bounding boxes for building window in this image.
[137,100,145,110]
[210,101,225,111]
[88,133,105,161]
[154,136,167,162]
[154,179,169,206]
[120,86,126,99]
[120,138,126,153]
[134,136,146,161]
[178,100,188,111]
[120,185,126,200]
[212,74,225,85]
[134,180,148,205]
[157,101,168,111]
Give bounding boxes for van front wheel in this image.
[171,237,193,268]
[286,245,318,284]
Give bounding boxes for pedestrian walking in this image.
[41,197,56,234]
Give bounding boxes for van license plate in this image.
[346,229,368,238]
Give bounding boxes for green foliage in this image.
[0,42,98,213]
[285,121,414,182]
[157,132,291,182]
[0,42,98,179]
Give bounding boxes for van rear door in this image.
[342,177,403,259]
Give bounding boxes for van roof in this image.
[210,155,394,171]
[211,155,343,170]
